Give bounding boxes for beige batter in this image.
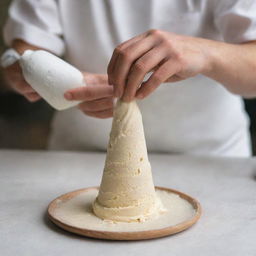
[93,100,164,222]
[51,100,198,232]
[53,188,196,232]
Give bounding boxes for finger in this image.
[122,46,167,102]
[107,32,148,85]
[117,31,149,50]
[136,60,181,99]
[83,108,113,119]
[20,84,35,94]
[78,97,113,112]
[64,85,113,101]
[84,73,108,85]
[111,36,158,98]
[165,75,185,83]
[24,92,41,102]
[107,50,120,86]
[13,80,35,94]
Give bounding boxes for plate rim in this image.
[47,186,202,240]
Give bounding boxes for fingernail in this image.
[64,92,73,100]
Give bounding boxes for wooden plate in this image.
[48,186,201,240]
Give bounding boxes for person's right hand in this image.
[3,62,41,102]
[64,72,114,119]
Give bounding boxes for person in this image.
[2,0,256,156]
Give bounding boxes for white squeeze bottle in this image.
[19,50,86,110]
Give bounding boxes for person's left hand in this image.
[107,29,211,102]
[64,72,114,119]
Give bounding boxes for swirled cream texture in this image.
[93,100,164,222]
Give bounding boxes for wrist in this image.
[200,39,234,78]
[199,38,220,77]
[1,39,44,69]
[12,39,42,55]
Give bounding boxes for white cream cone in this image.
[93,100,162,222]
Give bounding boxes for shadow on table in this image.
[43,210,98,242]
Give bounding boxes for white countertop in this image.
[0,150,255,256]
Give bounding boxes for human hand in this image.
[107,29,211,101]
[64,72,114,118]
[3,62,41,102]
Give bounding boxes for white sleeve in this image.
[213,0,256,44]
[3,0,65,56]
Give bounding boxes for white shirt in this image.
[4,0,256,156]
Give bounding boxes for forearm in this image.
[203,40,256,98]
